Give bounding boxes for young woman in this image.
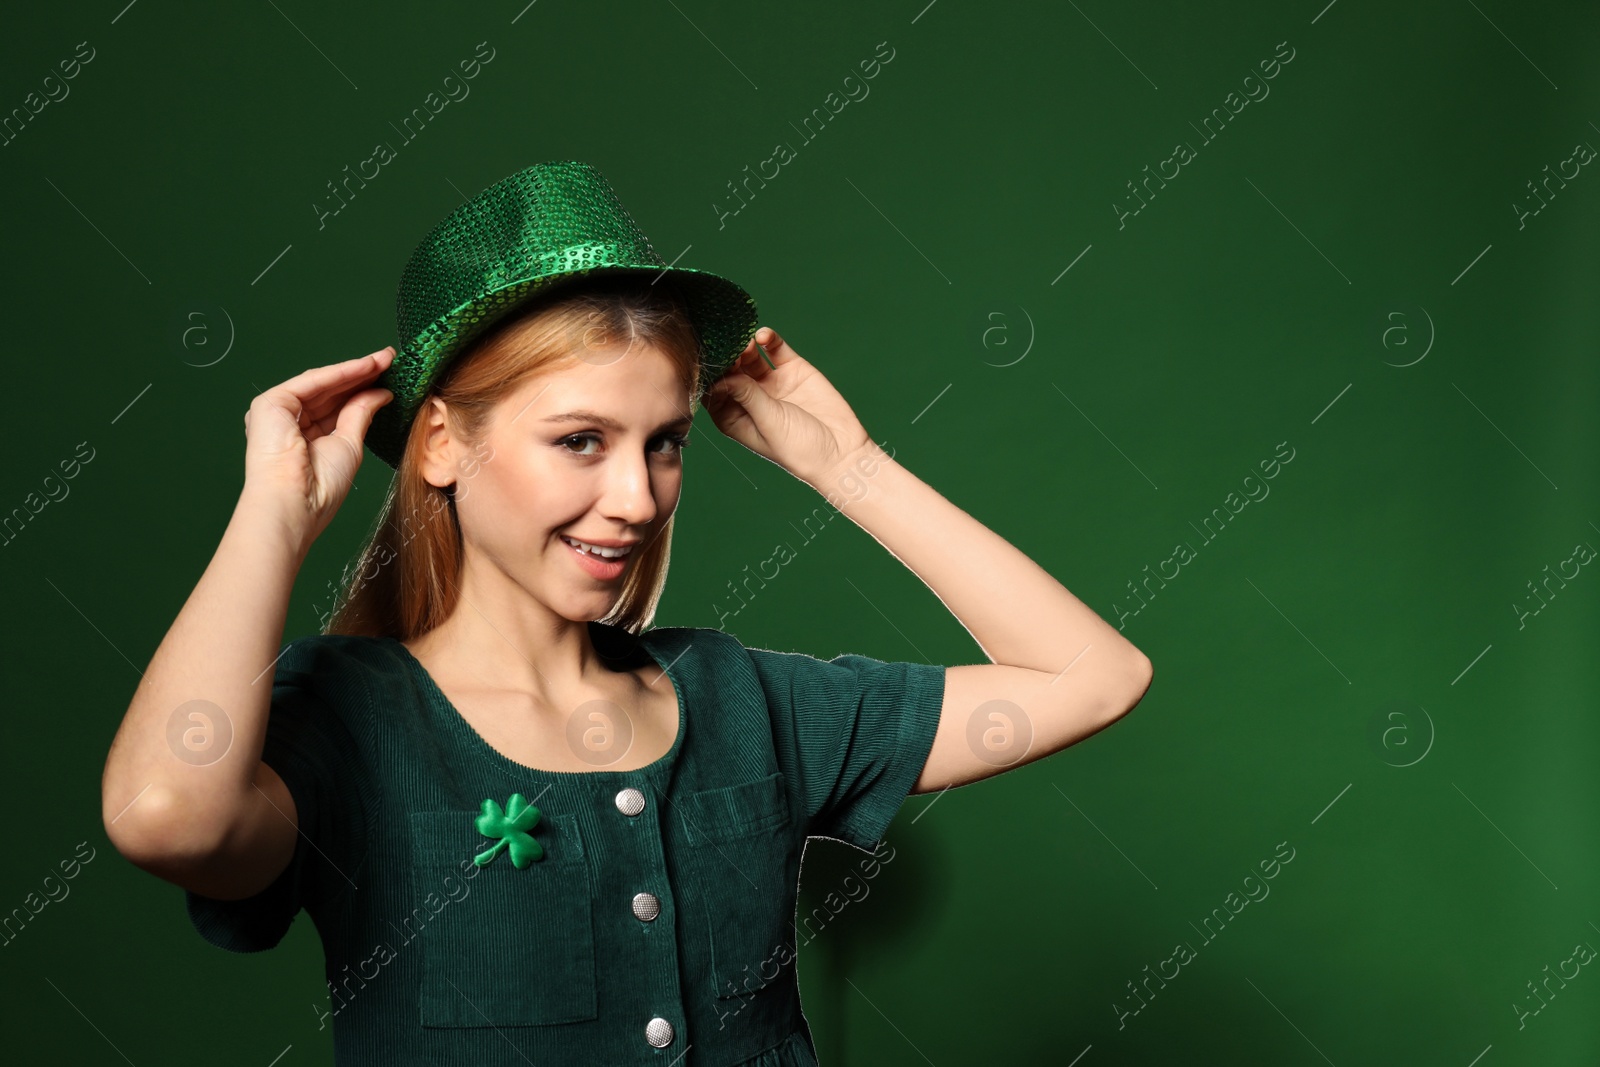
[101,163,1152,1066]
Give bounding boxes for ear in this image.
[413,397,462,490]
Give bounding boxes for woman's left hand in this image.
[703,327,874,487]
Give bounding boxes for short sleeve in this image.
[184,649,369,953]
[745,645,946,854]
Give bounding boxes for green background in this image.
[3,0,1597,1063]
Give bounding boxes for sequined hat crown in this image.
[366,160,760,469]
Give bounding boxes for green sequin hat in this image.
[366,161,760,469]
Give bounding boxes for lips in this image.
[559,535,637,559]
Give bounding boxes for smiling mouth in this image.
[559,535,638,559]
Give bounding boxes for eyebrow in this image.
[539,409,693,433]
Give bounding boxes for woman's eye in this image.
[558,433,602,456]
[556,432,690,458]
[653,433,691,457]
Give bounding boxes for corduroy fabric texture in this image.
[184,622,945,1066]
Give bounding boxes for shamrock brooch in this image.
[473,793,545,869]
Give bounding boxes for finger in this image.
[710,363,779,427]
[328,386,395,453]
[304,346,398,426]
[702,378,759,446]
[749,327,797,372]
[275,349,399,442]
[715,339,763,386]
[265,346,396,423]
[742,335,775,371]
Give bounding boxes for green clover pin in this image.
[473,793,545,869]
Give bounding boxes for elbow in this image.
[103,784,225,878]
[1131,651,1154,695]
[1109,652,1153,722]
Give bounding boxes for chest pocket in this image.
[407,809,596,1028]
[680,771,799,1001]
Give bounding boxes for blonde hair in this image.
[324,273,705,640]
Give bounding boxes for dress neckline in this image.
[385,622,686,778]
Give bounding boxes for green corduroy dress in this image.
[186,620,946,1066]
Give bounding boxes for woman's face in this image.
[439,341,693,622]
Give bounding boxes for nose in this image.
[598,446,660,528]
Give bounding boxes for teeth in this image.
[562,535,634,559]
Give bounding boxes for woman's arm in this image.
[806,440,1152,792]
[705,328,1152,794]
[101,347,396,898]
[102,489,310,896]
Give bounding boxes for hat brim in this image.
[367,264,758,469]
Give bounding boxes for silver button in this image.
[645,1016,674,1047]
[632,892,661,921]
[615,787,645,815]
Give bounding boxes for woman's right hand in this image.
[240,345,396,553]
